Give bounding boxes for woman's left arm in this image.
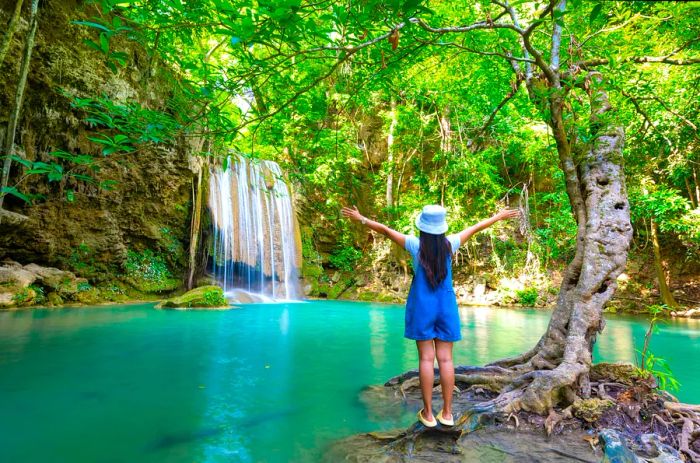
[341,206,406,248]
[454,208,521,246]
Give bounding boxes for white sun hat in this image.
[415,205,448,235]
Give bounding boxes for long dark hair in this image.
[418,231,452,290]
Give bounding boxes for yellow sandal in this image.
[417,408,437,427]
[437,410,454,426]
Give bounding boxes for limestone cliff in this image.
[0,0,195,306]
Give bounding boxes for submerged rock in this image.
[156,285,229,310]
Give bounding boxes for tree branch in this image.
[580,55,700,67]
[550,0,565,72]
[415,38,534,63]
[493,0,533,77]
[475,76,524,141]
[621,89,673,147]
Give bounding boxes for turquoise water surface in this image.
[0,301,698,462]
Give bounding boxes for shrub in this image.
[203,288,227,306]
[124,249,179,292]
[329,246,362,272]
[516,287,538,306]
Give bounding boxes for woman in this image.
[341,204,519,427]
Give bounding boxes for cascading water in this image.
[208,157,302,301]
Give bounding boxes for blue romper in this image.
[404,235,462,342]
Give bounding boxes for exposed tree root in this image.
[372,363,700,462]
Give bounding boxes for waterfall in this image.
[208,157,302,301]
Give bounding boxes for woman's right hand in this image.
[341,205,364,222]
[494,208,521,221]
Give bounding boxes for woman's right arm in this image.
[341,205,407,248]
[454,209,520,246]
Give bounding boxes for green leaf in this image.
[66,190,75,202]
[72,20,111,33]
[83,39,103,53]
[0,186,32,204]
[100,33,110,53]
[11,155,32,168]
[589,3,602,26]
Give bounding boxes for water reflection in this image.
[595,320,635,361]
[369,309,387,370]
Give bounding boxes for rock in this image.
[599,429,644,463]
[631,434,684,463]
[473,282,486,299]
[590,362,638,386]
[0,261,37,289]
[0,261,85,308]
[47,292,64,306]
[156,285,229,310]
[195,275,218,287]
[226,288,274,303]
[23,263,84,295]
[572,398,614,423]
[0,209,29,227]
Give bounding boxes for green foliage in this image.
[328,246,362,272]
[124,249,180,292]
[77,281,92,292]
[515,287,538,306]
[203,288,227,307]
[12,284,46,305]
[65,243,97,275]
[635,304,681,392]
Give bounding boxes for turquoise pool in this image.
[0,301,697,462]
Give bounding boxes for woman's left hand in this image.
[341,205,364,222]
[494,208,521,221]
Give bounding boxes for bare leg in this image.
[435,339,455,420]
[416,339,436,421]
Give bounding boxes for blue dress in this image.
[404,235,462,342]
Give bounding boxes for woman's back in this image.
[404,234,461,293]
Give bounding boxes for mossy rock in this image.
[590,362,638,386]
[301,263,323,279]
[156,285,229,310]
[74,287,103,304]
[125,276,181,294]
[572,398,614,423]
[357,291,379,302]
[46,292,64,306]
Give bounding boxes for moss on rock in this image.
[590,362,638,386]
[572,398,615,423]
[156,285,229,310]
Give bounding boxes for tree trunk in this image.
[456,72,633,416]
[0,0,39,210]
[187,157,209,289]
[0,0,24,68]
[686,176,697,208]
[385,98,397,210]
[650,217,678,308]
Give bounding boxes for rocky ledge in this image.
[0,260,89,308]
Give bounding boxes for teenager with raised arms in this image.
[341,204,520,427]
